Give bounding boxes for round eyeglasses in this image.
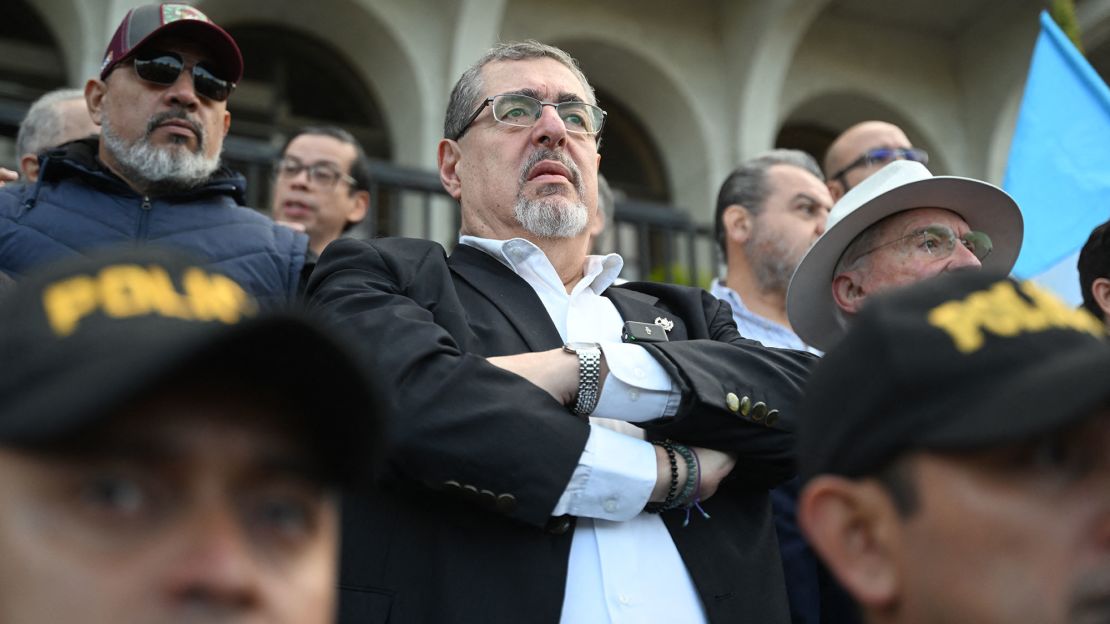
[452,93,607,141]
[855,224,993,263]
[273,158,356,188]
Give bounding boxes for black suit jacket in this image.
[307,238,816,624]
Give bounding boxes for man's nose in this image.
[164,502,261,612]
[162,67,200,110]
[946,240,984,271]
[531,104,568,148]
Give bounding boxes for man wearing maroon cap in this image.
[0,3,307,307]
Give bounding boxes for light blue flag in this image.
[1004,10,1110,298]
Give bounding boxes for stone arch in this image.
[197,0,429,166]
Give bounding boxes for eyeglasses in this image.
[831,147,929,187]
[452,93,607,141]
[855,224,993,263]
[273,158,356,188]
[131,50,235,102]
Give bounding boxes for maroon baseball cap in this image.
[99,3,243,84]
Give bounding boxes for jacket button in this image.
[546,515,573,535]
[751,401,768,421]
[495,493,517,514]
[462,484,480,501]
[739,395,752,417]
[443,480,461,491]
[766,409,780,426]
[479,489,497,509]
[726,392,740,413]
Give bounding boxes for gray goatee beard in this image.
[100,110,220,196]
[513,148,589,239]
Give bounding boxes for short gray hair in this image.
[16,88,87,157]
[444,40,596,140]
[714,149,823,257]
[833,214,892,277]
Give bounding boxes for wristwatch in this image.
[562,342,602,417]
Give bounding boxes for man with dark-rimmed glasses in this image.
[309,40,814,624]
[824,121,927,201]
[0,3,307,307]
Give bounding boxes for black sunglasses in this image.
[132,51,235,102]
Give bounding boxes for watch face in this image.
[564,341,601,352]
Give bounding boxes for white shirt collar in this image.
[460,235,624,294]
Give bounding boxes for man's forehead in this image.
[768,163,828,196]
[285,134,357,165]
[480,58,591,102]
[887,207,968,231]
[136,34,215,63]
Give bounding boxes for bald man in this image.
[823,121,927,201]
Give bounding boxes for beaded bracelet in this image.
[672,443,699,508]
[645,440,679,513]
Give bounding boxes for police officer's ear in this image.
[722,204,752,247]
[798,476,903,611]
[1091,277,1110,325]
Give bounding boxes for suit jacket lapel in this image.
[448,243,564,351]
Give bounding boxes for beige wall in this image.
[20,0,1110,235]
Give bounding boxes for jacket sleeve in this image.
[307,238,590,528]
[635,288,817,488]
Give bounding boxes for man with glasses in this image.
[787,160,1024,352]
[0,4,307,306]
[271,126,371,258]
[824,121,927,201]
[308,40,814,623]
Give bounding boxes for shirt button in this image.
[628,389,640,401]
[603,498,619,513]
[618,594,631,606]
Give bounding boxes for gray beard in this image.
[746,225,804,295]
[513,149,589,239]
[100,114,220,196]
[513,191,589,239]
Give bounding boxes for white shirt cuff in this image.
[551,425,656,520]
[592,342,679,423]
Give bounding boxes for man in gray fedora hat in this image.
[787,160,1024,351]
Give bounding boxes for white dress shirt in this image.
[461,235,708,624]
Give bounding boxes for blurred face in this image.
[895,412,1110,623]
[0,388,338,624]
[441,58,600,242]
[87,36,231,192]
[745,164,832,293]
[272,134,369,256]
[835,208,981,314]
[828,123,913,200]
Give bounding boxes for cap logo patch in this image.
[928,280,1104,354]
[162,4,210,24]
[43,264,257,337]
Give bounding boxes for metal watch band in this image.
[564,343,602,417]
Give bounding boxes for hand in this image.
[690,446,736,501]
[487,348,581,406]
[649,445,736,504]
[0,168,18,188]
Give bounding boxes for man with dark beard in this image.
[711,150,840,624]
[711,149,831,354]
[0,4,306,306]
[308,41,815,624]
